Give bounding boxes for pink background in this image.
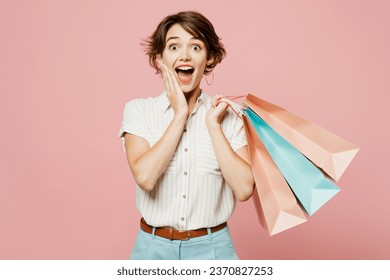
[1,0,389,259]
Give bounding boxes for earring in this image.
[205,72,214,86]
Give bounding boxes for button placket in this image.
[179,121,190,230]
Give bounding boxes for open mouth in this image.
[175,66,194,82]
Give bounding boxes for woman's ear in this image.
[206,57,215,68]
[155,54,163,73]
[205,57,215,74]
[156,54,162,66]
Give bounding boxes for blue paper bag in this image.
[245,108,340,216]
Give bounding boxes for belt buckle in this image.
[182,231,191,241]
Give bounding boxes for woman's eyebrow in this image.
[166,36,180,42]
[166,36,202,43]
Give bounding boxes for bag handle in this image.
[216,95,247,119]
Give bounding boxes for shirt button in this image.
[184,148,188,152]
[181,217,185,221]
[184,171,188,175]
[183,195,187,199]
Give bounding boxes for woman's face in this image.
[159,23,213,94]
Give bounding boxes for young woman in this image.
[118,11,254,260]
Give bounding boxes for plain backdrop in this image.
[1,0,389,259]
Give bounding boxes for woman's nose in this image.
[179,48,191,61]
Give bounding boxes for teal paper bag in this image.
[245,108,340,216]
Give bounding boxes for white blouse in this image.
[118,91,247,230]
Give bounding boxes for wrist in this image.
[174,107,188,118]
[172,112,187,126]
[207,120,221,132]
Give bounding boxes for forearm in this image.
[129,114,186,191]
[207,123,254,201]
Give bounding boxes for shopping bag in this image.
[243,116,307,235]
[245,94,359,181]
[245,108,341,216]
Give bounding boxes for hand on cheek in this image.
[159,61,188,117]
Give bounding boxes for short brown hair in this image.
[142,11,226,74]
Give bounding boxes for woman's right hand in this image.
[124,61,188,191]
[158,61,188,118]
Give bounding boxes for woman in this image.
[118,11,254,260]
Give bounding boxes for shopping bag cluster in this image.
[235,94,359,235]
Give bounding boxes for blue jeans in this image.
[130,226,239,260]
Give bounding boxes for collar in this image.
[156,91,171,112]
[157,91,212,113]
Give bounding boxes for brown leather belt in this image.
[140,218,227,241]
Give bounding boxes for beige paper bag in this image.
[245,94,359,181]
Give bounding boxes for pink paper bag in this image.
[243,116,307,235]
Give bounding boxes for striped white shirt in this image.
[118,91,247,230]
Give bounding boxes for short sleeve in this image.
[230,116,248,152]
[118,99,149,142]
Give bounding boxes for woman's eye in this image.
[169,44,178,50]
[192,45,201,51]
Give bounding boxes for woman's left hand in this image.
[206,94,229,128]
[205,95,255,201]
